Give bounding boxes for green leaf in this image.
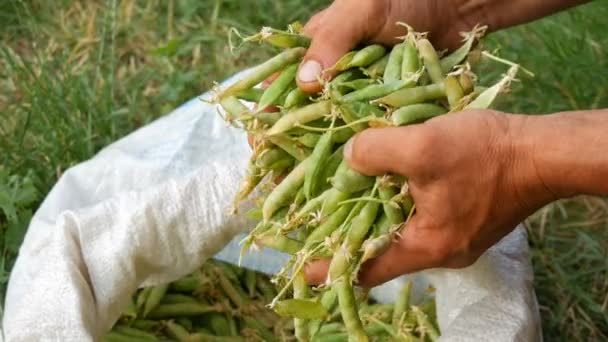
[5,209,32,254]
[151,38,182,57]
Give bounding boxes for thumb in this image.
[297,21,364,94]
[344,127,423,177]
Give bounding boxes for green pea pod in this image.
[262,157,310,221]
[331,160,375,194]
[376,83,446,107]
[234,160,267,207]
[267,100,331,136]
[264,32,311,48]
[440,29,479,73]
[164,321,190,342]
[255,231,304,254]
[321,145,345,188]
[295,132,321,148]
[348,44,387,68]
[257,63,299,111]
[143,284,169,317]
[334,276,368,341]
[121,298,137,321]
[361,233,392,263]
[417,39,444,85]
[392,280,413,327]
[205,312,232,336]
[445,75,465,110]
[243,268,257,298]
[332,127,355,144]
[256,147,290,169]
[465,66,517,109]
[338,79,377,92]
[309,288,340,338]
[243,316,277,342]
[412,306,440,341]
[135,287,152,313]
[401,39,420,80]
[293,271,311,341]
[392,103,448,126]
[364,54,389,79]
[219,47,305,98]
[113,326,159,341]
[187,333,245,342]
[284,87,309,108]
[329,51,357,72]
[103,331,154,342]
[254,111,281,126]
[274,298,330,320]
[330,69,364,85]
[146,303,218,319]
[268,135,311,161]
[170,276,199,293]
[176,318,193,332]
[235,88,264,103]
[378,181,405,225]
[220,96,250,122]
[305,200,355,246]
[341,79,415,102]
[244,207,263,221]
[160,293,199,305]
[384,43,405,83]
[304,130,334,200]
[340,101,385,119]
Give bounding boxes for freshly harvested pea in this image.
[392,103,448,126]
[267,100,331,136]
[329,51,357,72]
[113,326,159,341]
[103,331,154,342]
[445,75,465,110]
[364,54,389,79]
[401,39,420,80]
[164,321,190,342]
[295,132,321,148]
[255,230,304,255]
[417,39,444,84]
[338,79,378,92]
[205,312,232,336]
[315,322,343,335]
[342,79,415,102]
[361,233,392,263]
[256,147,290,169]
[220,96,250,122]
[412,306,440,341]
[131,319,160,331]
[333,276,368,342]
[349,44,387,68]
[375,83,446,107]
[465,66,517,109]
[284,87,309,109]
[330,69,364,86]
[243,316,278,342]
[384,43,405,83]
[293,186,306,206]
[161,293,199,305]
[143,284,169,317]
[305,200,355,245]
[340,101,385,119]
[135,287,152,313]
[379,180,405,225]
[264,32,311,48]
[219,47,305,98]
[268,135,311,161]
[304,130,334,200]
[257,63,299,111]
[147,303,218,319]
[440,28,482,73]
[234,160,267,207]
[459,71,475,94]
[331,126,355,144]
[331,160,375,194]
[255,111,282,126]
[235,88,264,103]
[187,333,245,342]
[274,298,329,320]
[170,277,199,293]
[262,157,310,221]
[392,280,413,327]
[121,298,137,320]
[321,145,345,188]
[176,318,193,332]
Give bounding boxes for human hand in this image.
[305,110,556,287]
[297,0,475,93]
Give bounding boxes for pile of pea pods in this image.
[213,23,521,341]
[104,259,434,341]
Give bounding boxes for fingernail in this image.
[344,138,354,160]
[298,60,322,83]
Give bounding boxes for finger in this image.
[344,126,426,176]
[357,216,447,287]
[297,14,367,93]
[304,258,331,285]
[302,8,327,37]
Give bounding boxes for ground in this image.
[0,0,607,340]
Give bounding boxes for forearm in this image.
[458,0,591,32]
[518,109,608,199]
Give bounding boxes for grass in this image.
[0,0,606,340]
